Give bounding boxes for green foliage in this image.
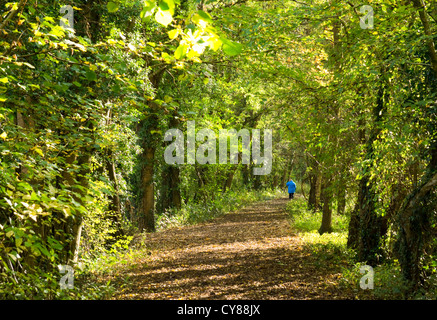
[80,181,118,258]
[286,197,349,233]
[301,231,354,269]
[286,196,353,265]
[0,258,114,300]
[85,235,135,274]
[339,261,424,300]
[1,0,437,299]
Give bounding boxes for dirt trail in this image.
[112,197,349,299]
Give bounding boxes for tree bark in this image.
[394,0,437,289]
[336,182,346,215]
[136,67,166,232]
[318,179,332,235]
[105,150,124,239]
[308,162,322,212]
[347,197,360,249]
[347,111,366,249]
[65,151,91,265]
[356,174,381,264]
[411,0,437,76]
[158,113,182,212]
[138,146,156,232]
[356,80,387,265]
[158,164,182,212]
[395,172,437,289]
[222,167,236,193]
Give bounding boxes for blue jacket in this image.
[286,180,296,193]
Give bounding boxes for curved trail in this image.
[112,197,349,299]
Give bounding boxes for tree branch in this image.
[411,0,437,77]
[208,0,276,10]
[0,0,27,32]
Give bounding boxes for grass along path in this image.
[108,196,355,299]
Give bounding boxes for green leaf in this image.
[8,252,18,261]
[141,0,156,20]
[221,38,242,56]
[31,246,41,256]
[0,77,8,84]
[192,10,213,26]
[33,147,44,157]
[187,49,199,59]
[159,0,169,11]
[159,0,175,14]
[155,9,172,26]
[30,191,39,201]
[143,0,156,11]
[86,70,97,81]
[207,36,222,51]
[37,244,50,257]
[107,2,120,13]
[174,44,187,59]
[197,10,213,23]
[168,29,180,40]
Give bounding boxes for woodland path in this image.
[111,197,351,299]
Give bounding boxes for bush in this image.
[339,261,413,299]
[0,263,114,300]
[286,197,349,233]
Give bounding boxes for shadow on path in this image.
[111,197,349,299]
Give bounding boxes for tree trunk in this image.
[411,0,437,76]
[308,164,322,212]
[394,0,437,290]
[195,165,209,201]
[158,164,182,212]
[347,111,366,249]
[158,112,183,212]
[336,183,346,215]
[171,166,182,209]
[356,175,382,264]
[318,180,332,235]
[395,171,437,290]
[69,218,84,264]
[308,173,316,210]
[136,67,165,232]
[356,80,387,265]
[66,151,91,265]
[222,166,236,193]
[105,150,124,239]
[347,199,360,249]
[242,164,250,186]
[158,166,172,213]
[253,173,262,190]
[138,146,156,232]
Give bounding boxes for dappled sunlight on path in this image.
[111,198,349,299]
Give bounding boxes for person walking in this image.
[286,178,296,199]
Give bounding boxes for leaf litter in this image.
[107,198,355,299]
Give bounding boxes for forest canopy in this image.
[0,0,436,299]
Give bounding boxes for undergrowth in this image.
[285,196,437,299]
